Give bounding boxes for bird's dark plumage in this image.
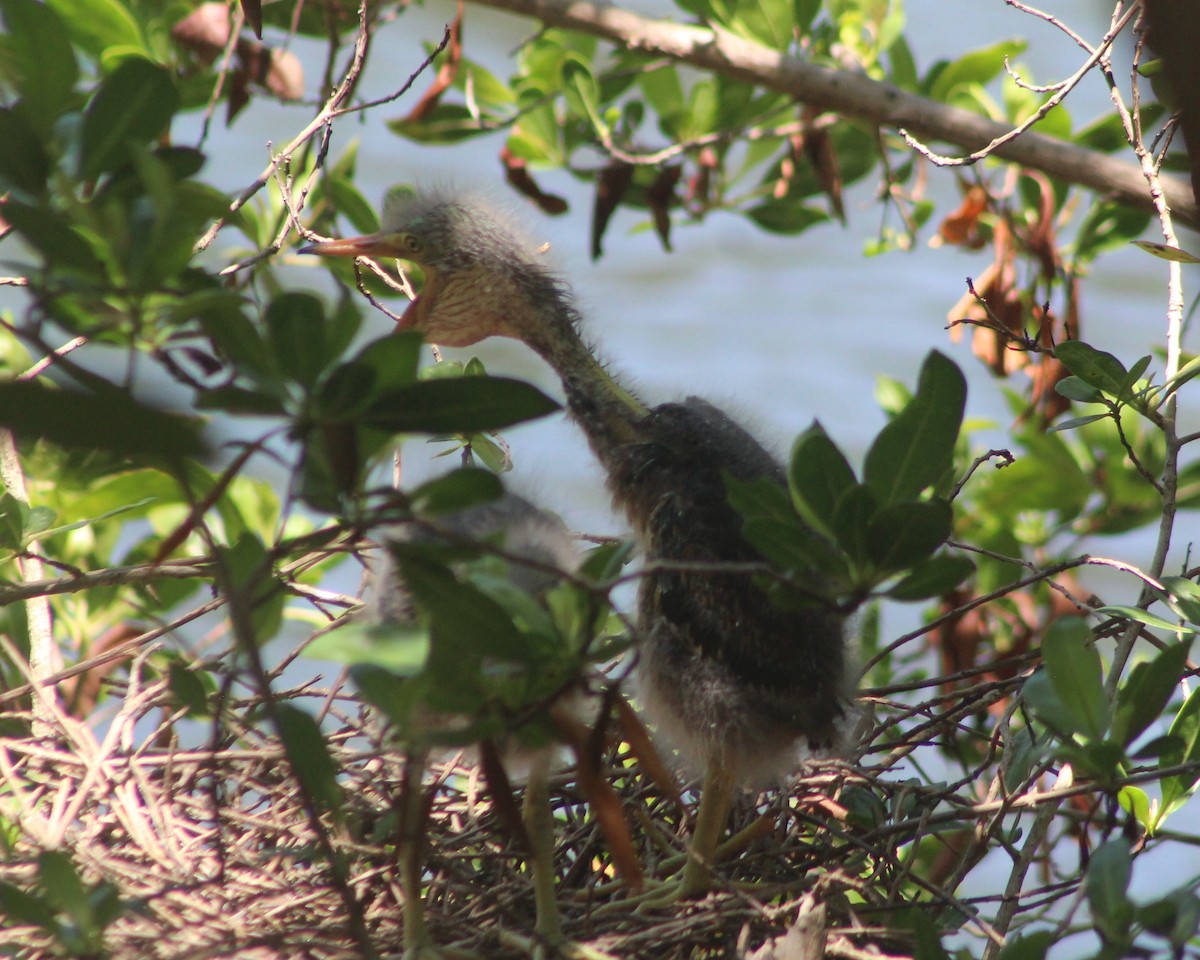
[611,398,847,782]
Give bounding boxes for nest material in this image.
[0,648,1042,960]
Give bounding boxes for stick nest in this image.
[0,645,1035,960]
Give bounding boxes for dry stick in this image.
[465,0,1198,229]
[195,3,448,258]
[0,594,225,709]
[192,0,371,254]
[0,335,99,729]
[211,541,379,959]
[0,432,55,729]
[982,800,1060,960]
[1101,13,1185,693]
[900,2,1140,167]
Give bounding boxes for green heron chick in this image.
[364,493,581,955]
[304,190,851,897]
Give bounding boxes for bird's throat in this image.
[523,311,647,453]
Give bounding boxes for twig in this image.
[1102,6,1183,694]
[950,449,1015,501]
[898,3,1140,168]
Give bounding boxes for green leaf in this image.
[1117,785,1152,830]
[327,176,380,234]
[746,198,830,235]
[0,493,28,550]
[1158,686,1200,826]
[468,433,512,473]
[275,704,344,819]
[740,515,836,577]
[45,0,143,59]
[80,58,179,179]
[0,382,207,459]
[1161,576,1200,624]
[866,499,953,573]
[1023,671,1080,737]
[1086,838,1133,945]
[1054,375,1104,403]
[727,0,794,48]
[197,385,287,416]
[831,483,878,567]
[886,553,975,601]
[366,377,559,435]
[788,422,856,539]
[638,66,685,130]
[929,40,1028,103]
[30,497,155,544]
[891,906,950,960]
[1111,639,1191,748]
[1123,355,1153,392]
[1041,617,1107,741]
[1131,240,1200,264]
[1097,605,1196,635]
[395,552,532,669]
[307,621,432,675]
[1138,889,1200,948]
[349,332,423,391]
[409,468,504,516]
[217,534,283,645]
[0,108,51,195]
[794,0,820,33]
[864,351,966,505]
[166,660,210,717]
[313,363,377,418]
[1073,201,1152,265]
[0,200,104,277]
[0,0,78,126]
[348,663,426,729]
[1054,340,1129,399]
[200,309,273,379]
[1048,413,1109,433]
[976,428,1089,520]
[265,292,328,387]
[37,851,90,925]
[995,931,1053,960]
[388,103,488,144]
[0,880,58,931]
[562,56,603,132]
[726,474,842,578]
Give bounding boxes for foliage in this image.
[0,0,1198,957]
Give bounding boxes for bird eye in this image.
[402,235,422,255]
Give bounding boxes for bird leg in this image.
[604,757,738,913]
[676,758,737,898]
[521,752,564,955]
[399,747,485,960]
[398,747,437,959]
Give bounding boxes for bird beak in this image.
[298,233,397,259]
[299,232,429,333]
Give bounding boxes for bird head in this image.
[300,188,549,348]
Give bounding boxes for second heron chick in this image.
[362,491,589,955]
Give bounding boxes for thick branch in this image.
[469,0,1199,230]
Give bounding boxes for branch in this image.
[466,0,1199,230]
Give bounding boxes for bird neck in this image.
[520,300,648,461]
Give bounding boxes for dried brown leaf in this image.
[591,162,634,260]
[500,144,568,216]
